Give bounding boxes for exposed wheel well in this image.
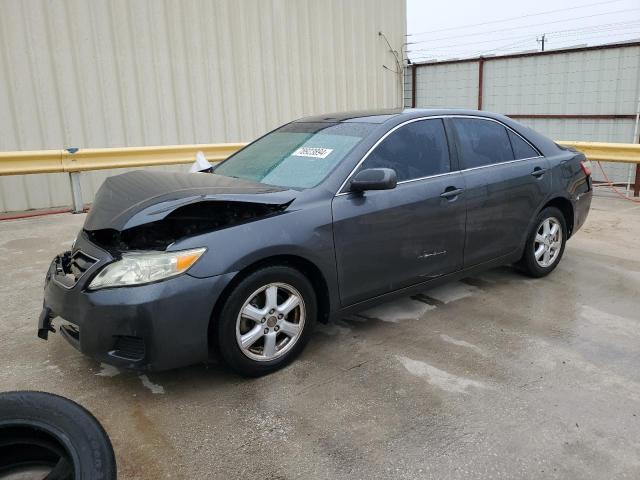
[208,255,331,352]
[542,197,574,237]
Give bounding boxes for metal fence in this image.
[406,41,640,194]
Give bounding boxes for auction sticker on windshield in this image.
[292,147,334,159]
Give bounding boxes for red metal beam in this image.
[0,208,73,221]
[635,165,640,197]
[411,64,417,108]
[477,58,484,110]
[507,114,636,120]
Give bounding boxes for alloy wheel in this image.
[235,282,306,362]
[533,216,563,268]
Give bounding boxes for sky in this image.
[406,0,640,63]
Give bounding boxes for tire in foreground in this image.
[0,390,116,480]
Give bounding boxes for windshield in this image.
[214,122,376,189]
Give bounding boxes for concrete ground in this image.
[0,196,639,479]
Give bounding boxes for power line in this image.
[408,29,640,61]
[407,8,640,47]
[409,39,539,60]
[409,43,535,61]
[408,0,625,36]
[408,32,640,62]
[407,30,638,54]
[406,20,640,53]
[410,38,535,56]
[548,20,640,36]
[410,32,640,60]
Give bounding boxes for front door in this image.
[331,118,466,306]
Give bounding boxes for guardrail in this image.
[0,140,638,213]
[0,143,247,176]
[0,143,247,212]
[557,141,640,198]
[556,141,640,164]
[2,141,638,175]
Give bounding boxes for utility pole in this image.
[537,34,546,52]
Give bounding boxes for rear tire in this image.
[216,265,317,377]
[517,206,567,277]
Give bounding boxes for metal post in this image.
[68,172,84,213]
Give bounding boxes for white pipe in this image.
[626,90,640,196]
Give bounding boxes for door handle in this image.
[531,167,547,178]
[440,187,463,199]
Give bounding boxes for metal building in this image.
[0,0,406,212]
[406,41,640,191]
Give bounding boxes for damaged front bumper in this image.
[38,231,235,371]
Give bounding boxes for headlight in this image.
[88,248,206,290]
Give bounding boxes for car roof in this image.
[294,108,514,124]
[293,108,560,158]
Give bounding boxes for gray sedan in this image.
[38,109,592,376]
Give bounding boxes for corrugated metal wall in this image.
[482,47,640,115]
[411,43,640,186]
[0,0,406,212]
[415,61,479,109]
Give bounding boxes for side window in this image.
[453,118,514,169]
[508,129,539,159]
[359,119,450,182]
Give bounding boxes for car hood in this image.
[84,170,297,231]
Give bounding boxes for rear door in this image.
[331,118,466,306]
[451,117,550,267]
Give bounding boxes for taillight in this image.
[580,160,592,177]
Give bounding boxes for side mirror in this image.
[350,168,397,193]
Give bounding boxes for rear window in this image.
[453,118,514,169]
[214,122,375,189]
[508,129,539,159]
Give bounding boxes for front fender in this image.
[171,199,339,310]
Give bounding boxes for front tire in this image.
[216,265,317,377]
[518,206,567,277]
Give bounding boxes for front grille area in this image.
[68,251,97,282]
[54,250,97,288]
[110,336,146,361]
